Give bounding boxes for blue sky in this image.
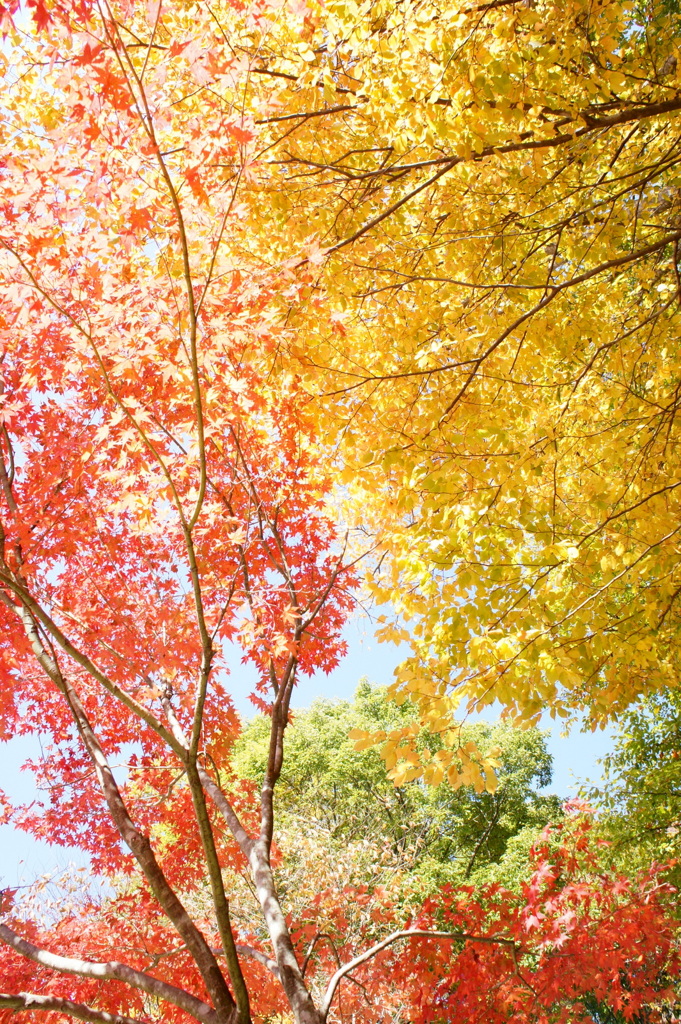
[0,615,614,888]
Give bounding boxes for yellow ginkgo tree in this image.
[226,0,681,780]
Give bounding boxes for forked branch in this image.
[321,929,518,1018]
[0,994,145,1024]
[0,924,219,1024]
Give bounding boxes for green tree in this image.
[589,688,681,887]
[235,682,562,889]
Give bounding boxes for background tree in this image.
[235,682,562,888]
[588,686,681,887]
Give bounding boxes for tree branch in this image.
[434,227,681,427]
[234,944,280,979]
[0,993,145,1024]
[1,597,237,1024]
[199,768,255,857]
[256,103,357,124]
[321,929,517,1018]
[0,575,182,756]
[322,100,681,256]
[0,924,219,1024]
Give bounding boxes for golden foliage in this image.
[223,0,681,778]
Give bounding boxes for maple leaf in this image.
[184,166,209,203]
[226,122,255,145]
[26,0,50,30]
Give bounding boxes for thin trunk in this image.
[248,842,324,1024]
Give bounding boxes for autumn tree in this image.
[0,1,680,1024]
[231,0,681,778]
[0,2,355,1022]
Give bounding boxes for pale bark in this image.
[0,924,219,1024]
[0,993,146,1024]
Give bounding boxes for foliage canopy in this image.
[0,0,680,1023]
